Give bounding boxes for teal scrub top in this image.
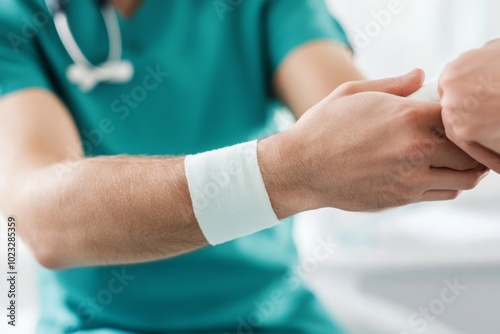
[0,0,349,332]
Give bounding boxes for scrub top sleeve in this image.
[266,0,350,74]
[0,4,53,98]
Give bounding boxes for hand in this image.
[439,39,500,172]
[259,70,488,217]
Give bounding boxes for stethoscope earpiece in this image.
[67,60,134,92]
[47,0,134,92]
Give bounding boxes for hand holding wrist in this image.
[261,70,487,214]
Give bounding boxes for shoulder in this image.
[0,0,51,54]
[0,0,48,29]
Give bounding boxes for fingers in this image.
[420,190,462,202]
[448,139,500,174]
[430,140,479,171]
[403,101,479,170]
[444,112,500,172]
[423,166,489,191]
[338,69,425,97]
[419,165,488,201]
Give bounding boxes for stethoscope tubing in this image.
[44,0,133,91]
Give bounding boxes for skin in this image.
[112,0,143,17]
[439,38,500,173]
[260,70,487,217]
[0,3,487,270]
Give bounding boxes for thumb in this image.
[347,69,425,97]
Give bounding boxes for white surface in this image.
[327,0,500,79]
[296,173,500,269]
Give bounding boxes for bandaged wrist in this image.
[184,140,280,245]
[408,79,440,101]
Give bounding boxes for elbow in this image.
[0,212,67,270]
[15,209,69,270]
[1,172,76,270]
[1,201,69,271]
[22,215,70,270]
[30,231,85,270]
[31,242,66,270]
[21,208,71,270]
[2,168,90,270]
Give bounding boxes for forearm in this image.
[274,41,364,118]
[7,155,206,269]
[0,91,296,270]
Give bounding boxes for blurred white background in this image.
[2,1,500,333]
[295,1,500,334]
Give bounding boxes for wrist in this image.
[185,140,281,245]
[257,132,316,219]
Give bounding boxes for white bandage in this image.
[408,79,440,101]
[185,140,280,245]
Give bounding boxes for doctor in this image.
[0,0,486,333]
[440,38,500,173]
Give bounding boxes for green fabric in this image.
[0,0,349,332]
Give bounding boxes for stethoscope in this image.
[45,0,134,92]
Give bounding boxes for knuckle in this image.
[453,123,476,142]
[441,104,457,124]
[401,139,426,162]
[438,74,451,91]
[444,125,457,143]
[401,104,427,126]
[440,51,475,85]
[462,181,476,191]
[401,108,418,127]
[439,64,458,87]
[394,177,420,200]
[457,49,480,64]
[442,113,466,140]
[446,191,462,200]
[462,174,482,190]
[459,157,480,171]
[441,101,468,126]
[466,173,481,190]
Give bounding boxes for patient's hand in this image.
[439,38,500,173]
[260,70,488,215]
